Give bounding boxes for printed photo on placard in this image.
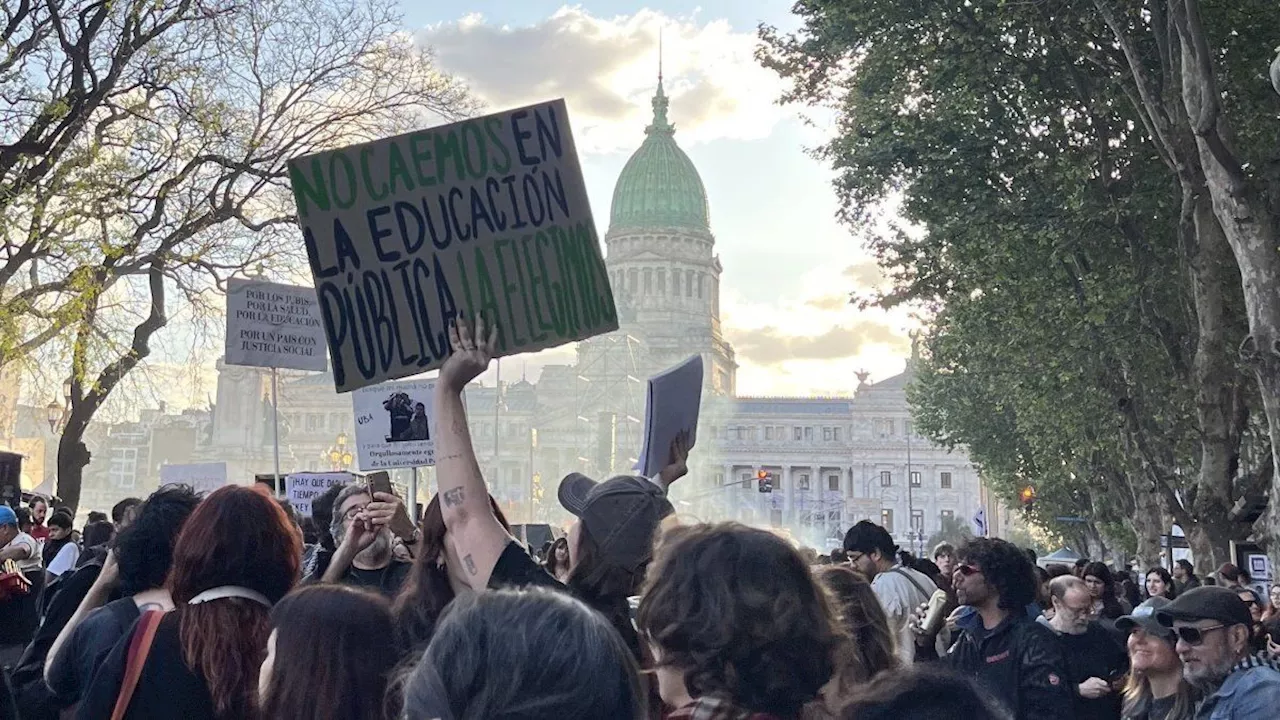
[353,378,436,470]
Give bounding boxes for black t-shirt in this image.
[488,541,565,591]
[1058,623,1128,720]
[340,560,412,598]
[46,597,141,703]
[78,612,217,720]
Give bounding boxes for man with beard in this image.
[1156,586,1280,719]
[314,483,417,597]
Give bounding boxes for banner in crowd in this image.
[224,278,328,372]
[160,462,228,495]
[288,99,618,393]
[352,378,437,470]
[285,472,353,517]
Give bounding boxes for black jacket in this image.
[947,610,1074,720]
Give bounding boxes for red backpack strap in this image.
[110,609,165,720]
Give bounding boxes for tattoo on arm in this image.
[443,487,465,507]
[463,554,477,575]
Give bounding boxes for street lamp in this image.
[325,431,353,471]
[45,400,61,433]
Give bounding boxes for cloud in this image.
[841,260,886,290]
[727,322,909,367]
[416,8,788,154]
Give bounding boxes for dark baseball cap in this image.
[558,473,674,574]
[1116,597,1175,639]
[1155,586,1252,628]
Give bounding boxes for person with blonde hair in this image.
[1115,597,1195,719]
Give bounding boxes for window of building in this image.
[910,471,921,488]
[110,447,137,489]
[799,473,811,491]
[911,509,924,532]
[828,474,840,492]
[794,426,803,441]
[765,427,774,440]
[880,470,892,487]
[940,472,953,489]
[881,509,894,533]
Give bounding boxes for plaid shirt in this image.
[664,696,784,720]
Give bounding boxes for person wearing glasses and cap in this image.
[1155,585,1280,719]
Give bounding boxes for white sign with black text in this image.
[160,462,228,495]
[285,472,353,517]
[352,378,436,470]
[225,278,328,372]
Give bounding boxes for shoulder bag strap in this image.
[888,567,932,603]
[110,610,165,720]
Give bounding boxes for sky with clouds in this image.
[402,1,917,398]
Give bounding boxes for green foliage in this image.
[760,0,1277,557]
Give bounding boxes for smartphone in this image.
[366,471,394,498]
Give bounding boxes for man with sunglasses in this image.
[1156,585,1280,719]
[946,538,1072,720]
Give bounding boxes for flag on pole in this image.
[971,507,988,537]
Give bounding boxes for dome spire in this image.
[648,29,673,135]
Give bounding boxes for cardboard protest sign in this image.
[352,379,436,470]
[225,279,328,371]
[160,462,228,495]
[289,99,618,393]
[286,472,353,517]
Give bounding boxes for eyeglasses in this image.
[1173,624,1227,645]
[956,564,981,576]
[341,504,368,522]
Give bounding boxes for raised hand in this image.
[440,313,499,391]
[658,430,691,489]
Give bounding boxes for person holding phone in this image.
[311,480,417,598]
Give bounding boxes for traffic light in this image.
[757,470,773,493]
[1019,485,1036,512]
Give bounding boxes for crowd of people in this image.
[1,315,1279,719]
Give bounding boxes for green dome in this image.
[608,81,710,233]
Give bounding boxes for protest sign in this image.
[352,378,436,470]
[225,278,328,372]
[288,99,618,393]
[635,355,703,477]
[160,462,228,495]
[286,472,353,517]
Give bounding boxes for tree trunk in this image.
[1130,487,1164,570]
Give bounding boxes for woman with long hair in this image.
[1144,567,1177,601]
[814,565,899,686]
[639,522,840,718]
[427,315,687,665]
[544,537,571,583]
[1116,597,1195,719]
[402,588,645,719]
[392,494,511,654]
[260,585,398,720]
[79,485,301,720]
[1083,562,1129,620]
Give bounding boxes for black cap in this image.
[558,473,674,574]
[1116,597,1175,639]
[1155,586,1252,628]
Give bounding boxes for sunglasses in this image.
[1173,624,1227,645]
[956,564,981,576]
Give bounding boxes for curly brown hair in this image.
[637,522,839,718]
